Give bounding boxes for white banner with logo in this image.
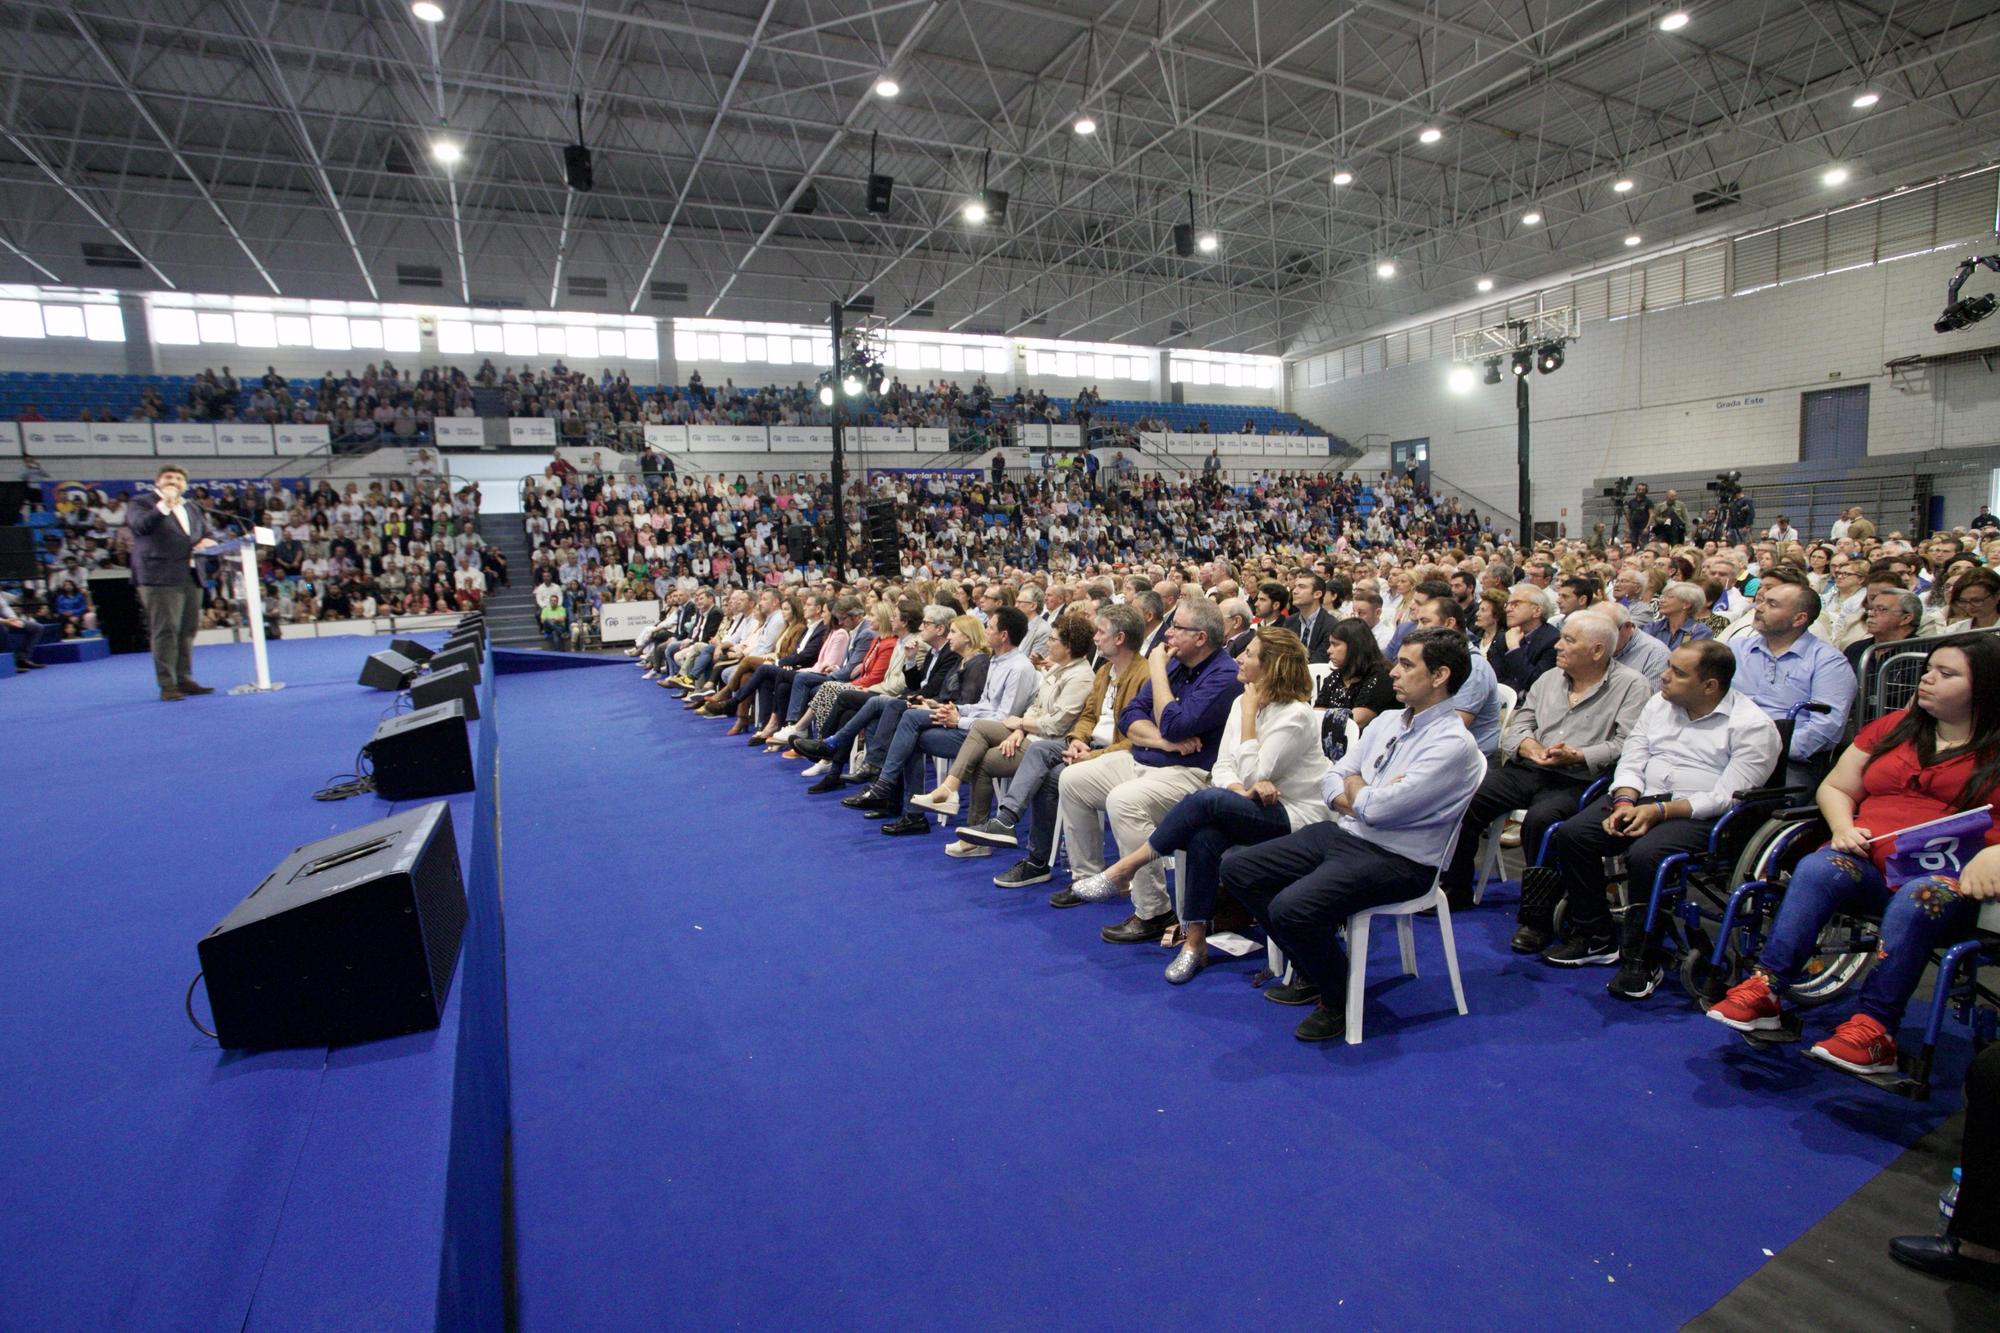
[856,427,915,453]
[155,423,217,457]
[214,423,275,456]
[1049,424,1081,450]
[0,421,18,457]
[22,422,92,457]
[645,424,691,452]
[273,423,331,454]
[89,422,155,456]
[1016,423,1050,450]
[1140,431,1168,454]
[597,599,661,643]
[768,425,829,454]
[554,445,636,473]
[1302,435,1328,456]
[432,417,484,447]
[687,423,768,452]
[509,417,557,447]
[915,427,949,453]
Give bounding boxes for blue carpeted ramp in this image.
[501,665,1969,1328]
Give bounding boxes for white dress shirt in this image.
[1322,700,1487,867]
[1210,698,1333,831]
[1610,689,1782,821]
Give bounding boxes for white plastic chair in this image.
[1472,809,1515,904]
[1494,682,1518,739]
[1342,870,1468,1045]
[1307,662,1334,695]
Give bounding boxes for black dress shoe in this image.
[1888,1234,2000,1283]
[841,784,897,811]
[806,773,845,794]
[841,765,881,787]
[1047,886,1084,908]
[1293,1002,1346,1043]
[791,735,833,760]
[1101,909,1177,944]
[1263,975,1322,1006]
[159,689,185,701]
[880,813,931,836]
[179,681,214,695]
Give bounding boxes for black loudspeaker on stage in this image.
[429,644,482,683]
[366,701,474,800]
[197,803,468,1049]
[389,637,436,664]
[359,650,419,690]
[412,663,479,719]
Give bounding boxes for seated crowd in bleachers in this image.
[619,476,2000,1068]
[17,473,494,630]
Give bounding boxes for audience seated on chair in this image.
[1216,627,1487,1043]
[958,605,1150,888]
[1410,595,1501,759]
[1708,634,2000,1075]
[1726,569,1857,772]
[1069,627,1330,984]
[1311,617,1394,764]
[1446,612,1651,922]
[1530,639,1780,1000]
[1490,582,1560,694]
[797,604,956,787]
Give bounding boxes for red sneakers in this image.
[1707,973,1783,1032]
[1810,1013,1899,1076]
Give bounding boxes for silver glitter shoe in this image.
[1070,872,1124,903]
[1164,946,1208,985]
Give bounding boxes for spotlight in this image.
[431,138,463,165]
[1483,358,1504,385]
[1376,259,1397,278]
[1658,10,1689,31]
[1511,348,1534,377]
[1851,90,1880,109]
[1522,209,1543,225]
[1073,114,1097,135]
[963,198,988,224]
[1936,254,2000,334]
[1536,341,1565,374]
[874,76,900,98]
[817,383,834,407]
[1624,233,1642,247]
[1448,366,1476,394]
[1331,169,1354,186]
[1823,165,1851,186]
[1612,176,1635,193]
[1418,127,1443,144]
[842,373,864,397]
[412,1,445,21]
[1196,232,1218,253]
[1476,277,1494,292]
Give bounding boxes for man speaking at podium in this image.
[128,463,219,701]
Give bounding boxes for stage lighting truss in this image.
[819,321,890,404]
[1450,305,1579,364]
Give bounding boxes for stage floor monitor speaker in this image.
[411,662,479,719]
[366,700,473,799]
[389,637,436,664]
[442,631,485,662]
[429,645,482,683]
[359,649,418,690]
[197,803,467,1049]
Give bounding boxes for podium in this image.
[202,528,284,694]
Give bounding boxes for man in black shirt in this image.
[1624,482,1653,545]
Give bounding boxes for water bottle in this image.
[1941,1167,1963,1228]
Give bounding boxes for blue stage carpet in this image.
[501,665,1969,1328]
[0,636,485,1329]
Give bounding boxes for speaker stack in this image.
[197,803,468,1049]
[864,500,899,578]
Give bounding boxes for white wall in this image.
[1288,241,2000,530]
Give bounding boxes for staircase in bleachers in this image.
[474,513,545,647]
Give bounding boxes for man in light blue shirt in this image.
[1218,627,1488,1043]
[1728,575,1856,764]
[873,607,1041,836]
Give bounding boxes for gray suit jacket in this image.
[127,493,209,587]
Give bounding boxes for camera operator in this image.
[1624,481,1653,545]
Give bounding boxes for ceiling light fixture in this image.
[1851,90,1881,109]
[1613,176,1635,193]
[1823,165,1851,186]
[1476,278,1494,292]
[412,1,445,21]
[1418,127,1443,144]
[1658,10,1689,32]
[1624,233,1643,247]
[1376,259,1397,278]
[1522,209,1543,226]
[874,76,900,98]
[1332,169,1354,186]
[431,138,463,165]
[962,198,988,224]
[1073,114,1097,136]
[1196,232,1218,253]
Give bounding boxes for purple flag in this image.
[1878,806,1994,889]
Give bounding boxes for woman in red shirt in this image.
[1709,635,2000,1075]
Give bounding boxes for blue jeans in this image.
[901,725,969,814]
[1758,846,1978,1027]
[875,706,936,788]
[1145,787,1293,925]
[995,737,1070,863]
[823,695,908,765]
